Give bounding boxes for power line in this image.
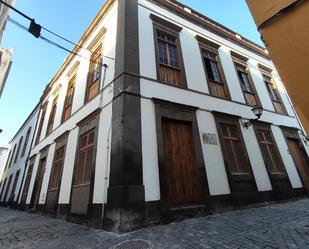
[8,17,108,69]
[1,0,114,60]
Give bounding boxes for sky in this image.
[0,0,262,146]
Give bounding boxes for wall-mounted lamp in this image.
[0,128,2,134]
[242,106,264,129]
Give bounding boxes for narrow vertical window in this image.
[74,128,96,186]
[9,144,16,167]
[21,127,31,157]
[20,160,35,204]
[35,105,47,145]
[232,52,260,106]
[197,37,230,99]
[220,123,250,175]
[14,136,23,163]
[62,75,76,123]
[256,127,285,174]
[262,73,287,114]
[46,96,58,135]
[150,14,185,87]
[86,45,102,102]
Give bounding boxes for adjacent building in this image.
[246,0,309,135]
[0,146,9,179]
[1,0,309,232]
[0,105,39,207]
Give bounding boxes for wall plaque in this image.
[202,133,218,145]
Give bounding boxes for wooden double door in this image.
[30,157,46,209]
[156,102,208,209]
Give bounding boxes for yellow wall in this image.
[246,0,309,134]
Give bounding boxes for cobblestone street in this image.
[1,199,309,249]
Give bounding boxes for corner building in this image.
[4,0,309,232]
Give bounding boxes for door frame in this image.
[45,132,68,213]
[69,109,100,219]
[30,146,49,209]
[281,126,309,189]
[154,99,210,211]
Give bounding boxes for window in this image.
[256,127,285,174]
[14,136,23,163]
[232,53,260,106]
[197,37,229,99]
[262,73,287,114]
[151,14,185,87]
[62,75,76,123]
[9,144,16,167]
[48,144,65,191]
[20,159,35,204]
[35,105,47,145]
[85,45,102,102]
[4,149,12,171]
[219,123,250,175]
[74,128,96,186]
[21,127,31,157]
[46,96,58,135]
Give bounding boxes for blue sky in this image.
[0,0,262,145]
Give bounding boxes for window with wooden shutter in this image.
[155,30,185,86]
[85,45,102,103]
[256,127,285,174]
[48,146,65,191]
[14,136,23,163]
[220,123,250,175]
[62,75,76,123]
[74,128,96,186]
[21,127,31,157]
[198,40,230,99]
[262,74,287,114]
[232,52,260,106]
[35,105,47,145]
[46,96,58,135]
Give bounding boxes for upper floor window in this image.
[62,75,76,123]
[85,45,103,103]
[9,144,16,167]
[46,96,58,136]
[14,136,23,163]
[260,68,287,114]
[35,104,47,145]
[151,14,186,87]
[21,127,31,157]
[197,36,230,99]
[232,52,260,107]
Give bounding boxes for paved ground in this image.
[1,199,309,249]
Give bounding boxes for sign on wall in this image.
[202,133,218,145]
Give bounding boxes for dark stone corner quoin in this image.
[103,0,146,232]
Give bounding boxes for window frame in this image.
[62,74,77,123]
[35,104,47,145]
[46,96,59,136]
[260,70,287,115]
[151,14,187,88]
[14,136,23,163]
[197,37,230,100]
[232,53,261,107]
[21,127,32,157]
[214,112,257,193]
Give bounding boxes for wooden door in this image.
[162,119,203,208]
[3,175,13,203]
[287,138,309,189]
[30,158,46,209]
[21,163,34,204]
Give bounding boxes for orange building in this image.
[246,0,309,135]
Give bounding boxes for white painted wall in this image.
[138,0,304,199]
[271,126,303,188]
[196,111,230,195]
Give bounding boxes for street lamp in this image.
[0,128,2,134]
[243,106,264,128]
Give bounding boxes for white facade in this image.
[0,106,39,203]
[1,0,308,231]
[0,0,15,44]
